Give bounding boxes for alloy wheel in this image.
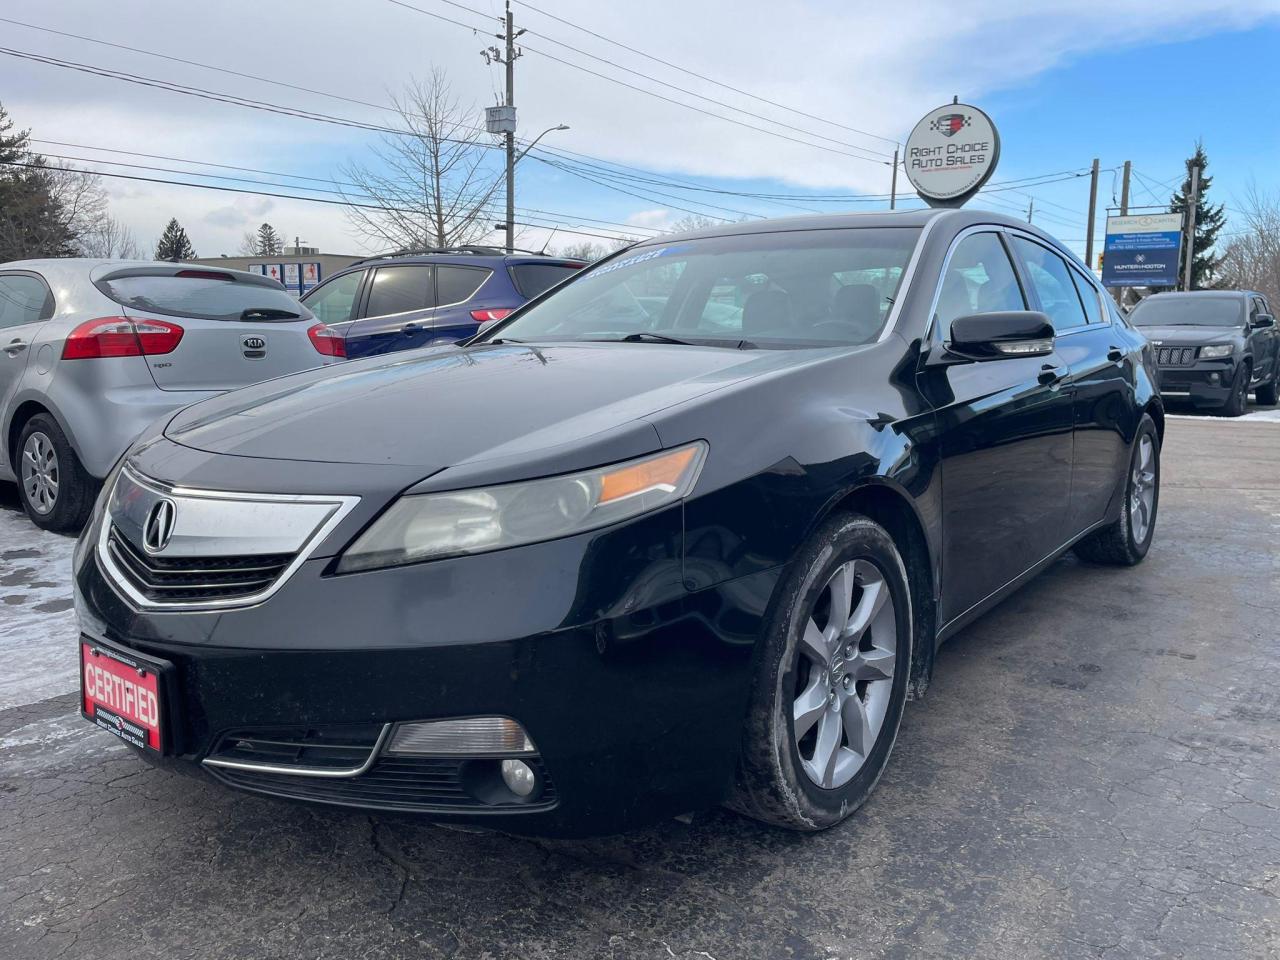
[1129,434,1156,543]
[21,431,59,516]
[792,558,897,789]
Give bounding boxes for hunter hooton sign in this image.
[904,102,1000,208]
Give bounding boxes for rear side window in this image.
[1010,237,1088,332]
[0,274,53,329]
[509,263,582,299]
[1070,269,1105,325]
[365,265,434,317]
[98,272,308,322]
[436,265,490,305]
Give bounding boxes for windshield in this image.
[1130,296,1243,328]
[480,227,921,348]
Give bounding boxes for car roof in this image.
[1139,290,1251,300]
[348,250,587,268]
[0,258,274,284]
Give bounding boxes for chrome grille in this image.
[1156,346,1198,367]
[106,525,294,603]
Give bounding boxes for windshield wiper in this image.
[240,307,300,320]
[615,332,695,345]
[488,337,526,345]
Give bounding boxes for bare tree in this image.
[340,71,502,252]
[664,214,727,235]
[1218,184,1280,305]
[554,240,630,262]
[78,214,142,259]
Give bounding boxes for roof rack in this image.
[352,245,558,264]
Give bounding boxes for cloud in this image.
[1,0,1277,254]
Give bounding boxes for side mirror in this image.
[1251,313,1275,329]
[946,311,1056,360]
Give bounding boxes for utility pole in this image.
[1182,160,1201,292]
[889,148,898,210]
[1084,158,1100,270]
[1027,198,1034,224]
[484,2,523,254]
[1115,160,1131,306]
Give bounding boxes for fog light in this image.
[1209,372,1221,384]
[501,758,537,797]
[386,717,535,756]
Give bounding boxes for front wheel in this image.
[728,513,913,831]
[1074,414,1160,566]
[1255,363,1279,407]
[1221,365,1249,417]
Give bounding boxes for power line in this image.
[407,0,895,161]
[385,0,895,165]
[512,0,901,148]
[0,159,649,244]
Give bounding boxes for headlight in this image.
[337,441,708,573]
[1199,343,1233,358]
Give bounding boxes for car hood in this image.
[165,342,809,473]
[1137,325,1241,345]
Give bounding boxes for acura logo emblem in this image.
[143,498,177,554]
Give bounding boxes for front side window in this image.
[365,265,434,318]
[1010,237,1087,332]
[934,232,1026,341]
[482,228,921,348]
[0,275,51,329]
[302,270,363,325]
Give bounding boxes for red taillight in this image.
[62,317,184,360]
[470,308,514,323]
[173,270,233,281]
[308,323,346,358]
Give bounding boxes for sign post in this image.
[1100,214,1184,290]
[903,102,1000,208]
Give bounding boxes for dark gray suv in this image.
[1129,290,1280,415]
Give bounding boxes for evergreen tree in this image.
[0,101,78,260]
[1169,143,1226,290]
[154,218,196,261]
[255,222,283,256]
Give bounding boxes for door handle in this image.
[401,322,422,334]
[3,339,27,356]
[1038,364,1068,386]
[1107,347,1124,363]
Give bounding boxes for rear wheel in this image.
[1221,365,1249,417]
[16,414,95,533]
[728,513,912,831]
[1074,414,1159,566]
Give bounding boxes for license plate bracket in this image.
[80,639,174,754]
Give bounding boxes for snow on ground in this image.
[1167,404,1280,423]
[0,493,80,711]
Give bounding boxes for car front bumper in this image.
[73,499,782,836]
[1156,359,1239,405]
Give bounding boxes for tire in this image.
[1255,364,1279,407]
[1221,364,1249,417]
[1074,414,1160,566]
[727,513,913,831]
[15,413,95,533]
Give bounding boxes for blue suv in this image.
[299,248,586,359]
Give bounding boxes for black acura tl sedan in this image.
[73,209,1163,836]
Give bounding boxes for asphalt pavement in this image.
[1,413,1277,960]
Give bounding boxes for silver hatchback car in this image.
[0,259,346,531]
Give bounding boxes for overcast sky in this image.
[2,0,1279,259]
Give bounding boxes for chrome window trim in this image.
[96,465,360,613]
[202,723,392,779]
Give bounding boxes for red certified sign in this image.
[81,642,163,752]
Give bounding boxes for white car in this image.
[0,260,346,531]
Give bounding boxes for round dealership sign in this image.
[903,103,1000,208]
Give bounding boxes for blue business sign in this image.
[1101,213,1183,288]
